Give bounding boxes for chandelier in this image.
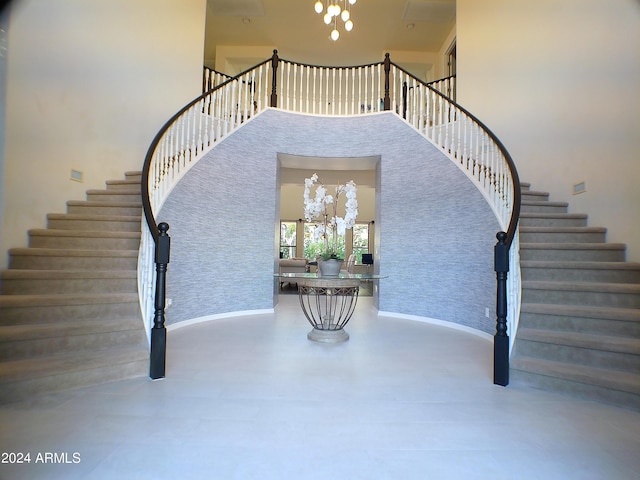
[314,0,357,41]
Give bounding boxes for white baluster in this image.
[242,74,249,122]
[292,63,297,112]
[377,63,381,112]
[304,65,309,113]
[324,68,329,115]
[320,67,325,114]
[364,66,369,113]
[333,67,337,115]
[338,68,342,115]
[357,66,362,114]
[311,67,316,114]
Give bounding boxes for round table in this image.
[296,276,361,343]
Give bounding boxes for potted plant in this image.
[303,173,358,276]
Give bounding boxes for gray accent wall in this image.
[159,109,500,333]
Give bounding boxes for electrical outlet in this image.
[485,307,490,318]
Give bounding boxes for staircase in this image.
[0,172,149,403]
[511,183,640,410]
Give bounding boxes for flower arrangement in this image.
[303,173,358,260]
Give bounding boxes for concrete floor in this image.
[1,295,639,479]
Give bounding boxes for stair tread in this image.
[1,269,136,280]
[8,247,138,256]
[0,317,143,341]
[47,213,141,221]
[521,190,549,197]
[520,242,626,250]
[522,280,640,293]
[0,292,138,307]
[0,346,148,384]
[67,200,141,207]
[521,200,569,207]
[106,179,140,185]
[517,327,640,353]
[28,229,140,238]
[520,226,607,233]
[521,302,640,321]
[511,356,640,395]
[86,188,140,194]
[520,212,588,219]
[521,260,640,270]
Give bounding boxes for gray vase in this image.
[318,259,343,277]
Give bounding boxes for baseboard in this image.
[377,310,493,342]
[167,309,276,331]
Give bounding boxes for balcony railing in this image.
[141,50,520,385]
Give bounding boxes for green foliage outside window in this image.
[279,221,297,259]
[352,223,369,263]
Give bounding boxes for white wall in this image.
[1,0,206,267]
[457,0,640,261]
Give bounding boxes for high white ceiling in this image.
[205,0,455,71]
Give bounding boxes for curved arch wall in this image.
[158,109,500,334]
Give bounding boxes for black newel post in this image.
[494,231,509,386]
[150,222,170,380]
[383,53,391,111]
[270,49,279,108]
[402,81,408,119]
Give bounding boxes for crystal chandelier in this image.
[314,0,357,41]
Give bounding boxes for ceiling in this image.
[205,0,455,72]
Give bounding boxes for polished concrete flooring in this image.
[1,295,639,479]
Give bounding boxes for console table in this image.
[276,273,384,343]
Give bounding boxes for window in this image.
[352,223,369,263]
[280,221,297,258]
[303,223,345,259]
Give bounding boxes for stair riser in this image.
[86,192,141,203]
[47,218,141,232]
[67,204,142,216]
[0,277,137,295]
[125,173,142,182]
[521,267,640,283]
[520,232,606,243]
[520,248,626,262]
[9,255,137,270]
[509,369,640,410]
[523,288,640,309]
[516,339,640,373]
[106,183,141,192]
[521,204,568,214]
[29,235,140,250]
[0,302,140,325]
[519,312,640,337]
[519,217,588,228]
[521,193,550,202]
[0,330,146,361]
[0,358,147,404]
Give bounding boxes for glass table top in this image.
[275,273,386,280]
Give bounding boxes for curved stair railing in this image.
[202,66,234,93]
[140,51,521,385]
[140,57,274,378]
[387,62,521,385]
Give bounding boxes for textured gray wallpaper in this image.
[159,109,500,333]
